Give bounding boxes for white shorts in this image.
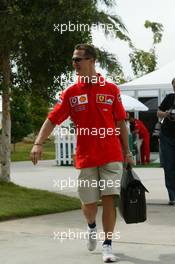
[77,162,123,204]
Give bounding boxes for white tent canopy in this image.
[119,60,175,104]
[121,94,148,111]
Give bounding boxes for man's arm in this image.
[116,120,135,165]
[30,118,56,165]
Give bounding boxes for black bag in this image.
[119,165,149,224]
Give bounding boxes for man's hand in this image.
[157,110,170,119]
[30,144,43,165]
[124,152,135,167]
[30,119,56,165]
[165,110,171,118]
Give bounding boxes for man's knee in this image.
[102,195,117,207]
[82,202,97,211]
[102,194,115,200]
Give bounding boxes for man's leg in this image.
[81,202,98,224]
[141,141,145,164]
[81,202,98,251]
[160,132,175,203]
[101,195,116,240]
[100,162,122,262]
[77,167,99,251]
[144,135,150,163]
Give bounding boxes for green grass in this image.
[11,140,55,161]
[134,163,160,168]
[0,181,81,221]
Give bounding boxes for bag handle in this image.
[124,163,132,171]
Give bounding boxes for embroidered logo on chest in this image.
[96,94,114,105]
[70,94,88,107]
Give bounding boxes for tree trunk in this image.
[0,53,11,182]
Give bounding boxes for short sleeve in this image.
[112,86,126,121]
[158,94,175,111]
[48,91,70,125]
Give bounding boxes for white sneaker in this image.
[87,227,97,251]
[102,244,118,263]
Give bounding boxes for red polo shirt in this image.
[48,75,126,168]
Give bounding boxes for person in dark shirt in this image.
[157,77,175,205]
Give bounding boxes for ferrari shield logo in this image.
[99,95,105,102]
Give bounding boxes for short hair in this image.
[172,77,175,85]
[74,44,97,60]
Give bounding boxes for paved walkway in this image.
[0,160,174,264]
[11,160,168,202]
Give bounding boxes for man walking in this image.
[31,44,133,262]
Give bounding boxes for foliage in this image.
[144,20,163,45]
[29,93,49,134]
[11,88,33,145]
[10,0,131,103]
[97,47,124,76]
[129,49,156,77]
[129,20,163,77]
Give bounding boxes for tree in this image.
[0,0,21,181]
[129,49,156,77]
[0,0,131,181]
[15,0,131,95]
[144,20,163,45]
[11,89,33,150]
[29,94,49,134]
[129,20,163,77]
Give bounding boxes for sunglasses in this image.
[72,57,91,63]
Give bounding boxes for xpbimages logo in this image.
[53,229,120,242]
[54,72,106,86]
[53,72,121,86]
[54,125,120,139]
[53,178,120,191]
[53,21,115,35]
